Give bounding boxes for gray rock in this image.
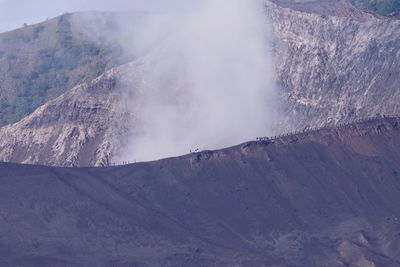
[266,0,400,129]
[0,64,135,167]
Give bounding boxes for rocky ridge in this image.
[1,116,400,266]
[0,12,136,126]
[0,63,136,167]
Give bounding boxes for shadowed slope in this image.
[1,116,400,266]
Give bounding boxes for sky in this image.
[0,0,189,33]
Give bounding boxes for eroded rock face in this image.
[0,64,135,167]
[1,117,400,266]
[0,0,399,166]
[266,0,400,129]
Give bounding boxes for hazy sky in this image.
[0,0,189,33]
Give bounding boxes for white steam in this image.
[119,0,278,162]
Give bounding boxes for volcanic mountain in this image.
[1,116,400,266]
[0,11,143,126]
[0,0,399,167]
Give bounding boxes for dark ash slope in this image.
[1,116,400,266]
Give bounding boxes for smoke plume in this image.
[118,0,278,162]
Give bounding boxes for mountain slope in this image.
[266,0,400,129]
[276,0,400,16]
[0,12,136,126]
[0,62,137,167]
[349,0,400,15]
[0,1,399,167]
[1,116,400,266]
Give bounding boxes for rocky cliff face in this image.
[0,63,136,167]
[1,116,400,266]
[266,0,400,129]
[0,0,399,166]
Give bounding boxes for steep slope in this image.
[275,0,400,16]
[0,12,136,126]
[0,62,137,167]
[266,0,400,129]
[273,0,381,19]
[349,0,400,15]
[1,116,400,266]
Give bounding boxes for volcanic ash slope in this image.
[1,116,400,266]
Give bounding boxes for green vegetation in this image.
[0,13,132,126]
[349,0,400,15]
[281,0,400,15]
